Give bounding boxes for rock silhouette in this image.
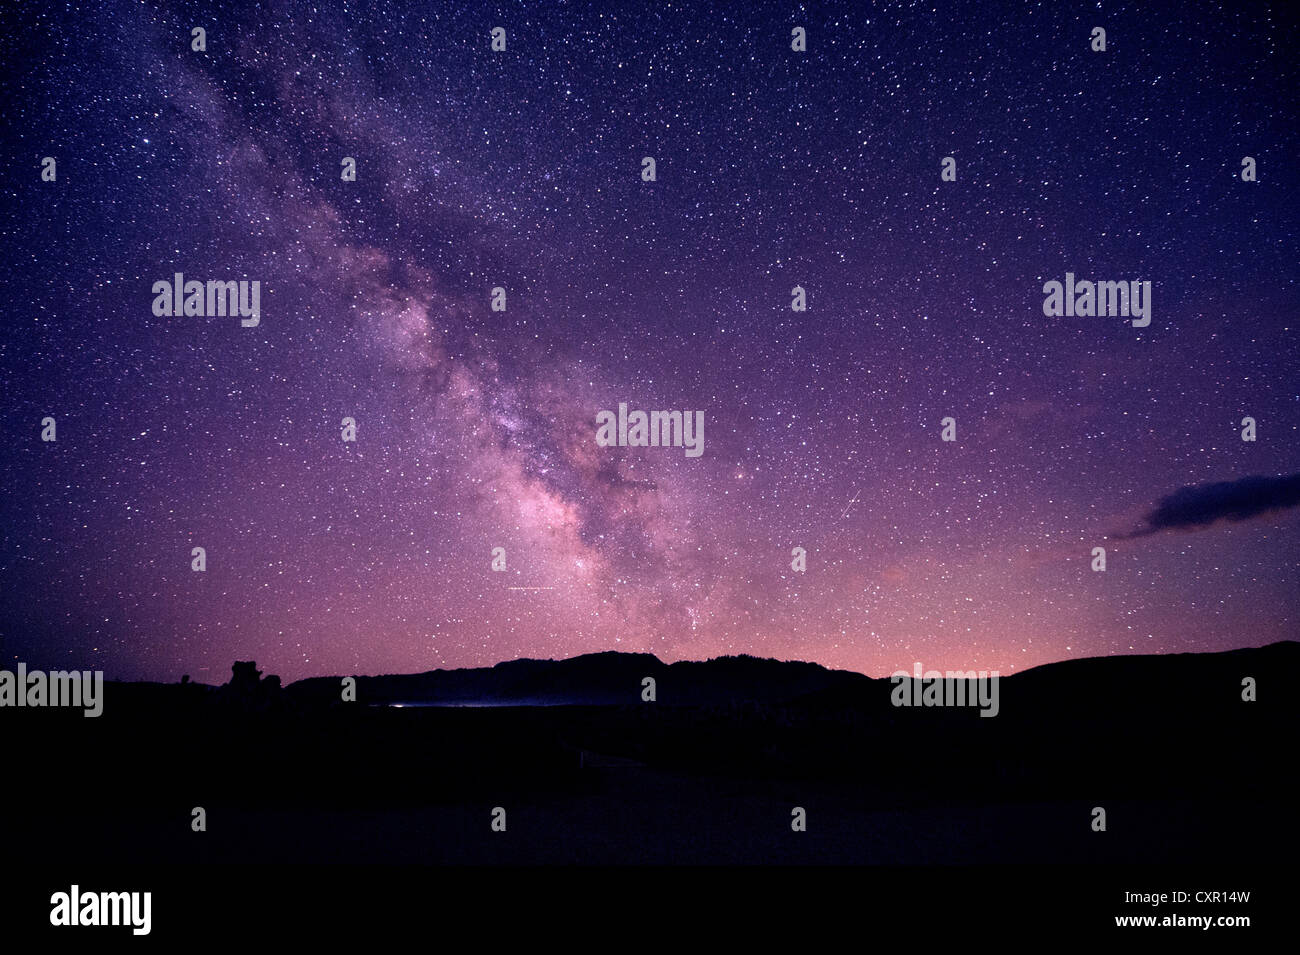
[218,661,283,712]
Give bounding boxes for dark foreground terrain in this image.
[6,642,1297,864]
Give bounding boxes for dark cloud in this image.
[1118,474,1300,539]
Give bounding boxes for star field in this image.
[1,0,1297,682]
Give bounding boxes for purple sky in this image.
[2,0,1297,682]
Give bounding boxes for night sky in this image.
[2,0,1297,683]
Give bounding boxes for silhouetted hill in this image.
[282,649,871,707]
[278,641,1300,716]
[793,639,1300,713]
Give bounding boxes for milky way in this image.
[2,0,1297,682]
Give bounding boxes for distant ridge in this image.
[278,641,1300,709]
[283,650,870,707]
